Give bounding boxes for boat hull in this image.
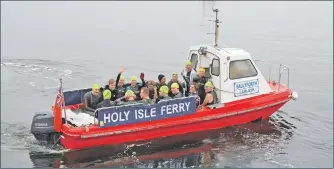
[60,83,292,150]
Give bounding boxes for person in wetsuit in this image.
[155,74,167,92]
[126,75,146,100]
[188,82,200,107]
[104,79,118,101]
[158,85,171,101]
[138,87,155,105]
[201,82,218,107]
[181,60,197,97]
[197,67,212,104]
[170,83,183,99]
[119,90,137,106]
[115,68,126,100]
[167,73,184,97]
[147,80,157,103]
[82,83,103,116]
[97,90,113,108]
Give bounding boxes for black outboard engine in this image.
[30,110,61,145]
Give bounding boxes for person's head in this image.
[158,74,166,84]
[148,80,155,90]
[185,60,192,71]
[198,67,205,78]
[140,87,149,99]
[108,79,116,90]
[125,90,136,101]
[92,84,100,96]
[190,82,198,93]
[171,73,178,82]
[130,76,137,87]
[171,83,180,94]
[205,81,214,93]
[119,75,125,87]
[103,90,112,100]
[159,85,169,97]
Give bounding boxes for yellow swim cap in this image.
[125,90,136,97]
[199,67,205,73]
[185,60,192,66]
[171,83,179,89]
[92,83,100,90]
[159,85,169,94]
[205,81,214,88]
[103,90,111,100]
[120,75,125,81]
[131,76,137,81]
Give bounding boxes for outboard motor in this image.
[30,111,61,145]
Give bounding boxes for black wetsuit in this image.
[115,73,126,100]
[103,86,118,101]
[167,80,184,97]
[197,76,210,104]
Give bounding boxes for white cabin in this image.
[186,45,273,104]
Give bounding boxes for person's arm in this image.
[116,67,125,88]
[153,87,157,102]
[83,97,95,112]
[201,93,212,107]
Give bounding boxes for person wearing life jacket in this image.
[104,79,118,101]
[147,80,158,103]
[188,82,200,107]
[158,85,171,101]
[171,82,184,99]
[197,67,212,104]
[82,83,103,115]
[115,68,126,100]
[167,73,184,97]
[201,82,218,107]
[138,87,155,105]
[181,60,197,97]
[97,90,113,109]
[126,75,146,101]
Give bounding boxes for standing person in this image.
[115,67,126,100]
[126,74,146,101]
[167,73,184,97]
[155,74,167,92]
[181,60,197,97]
[197,67,212,104]
[104,79,118,101]
[147,80,158,103]
[82,83,103,116]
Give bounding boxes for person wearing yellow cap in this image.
[117,90,137,106]
[197,67,212,104]
[201,81,218,106]
[158,85,171,101]
[181,60,197,97]
[167,73,184,97]
[82,83,103,115]
[170,82,184,99]
[97,90,113,109]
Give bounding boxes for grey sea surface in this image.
[1,1,333,168]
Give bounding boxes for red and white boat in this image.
[30,9,298,151]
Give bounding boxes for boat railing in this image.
[254,60,290,92]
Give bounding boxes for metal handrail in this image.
[278,64,290,92]
[254,59,272,82]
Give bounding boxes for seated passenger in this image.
[123,90,137,105]
[171,82,184,99]
[155,74,167,92]
[138,87,155,105]
[126,75,146,100]
[201,82,218,107]
[167,73,184,97]
[104,79,118,101]
[82,84,103,115]
[116,68,126,99]
[158,85,171,101]
[97,90,112,108]
[147,80,157,102]
[188,82,200,107]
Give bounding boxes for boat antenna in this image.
[207,8,221,47]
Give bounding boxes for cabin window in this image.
[190,53,198,69]
[229,59,258,80]
[211,59,220,76]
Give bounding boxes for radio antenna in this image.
[207,8,221,47]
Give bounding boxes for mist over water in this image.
[1,1,333,168]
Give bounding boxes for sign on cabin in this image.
[97,97,197,128]
[234,79,259,97]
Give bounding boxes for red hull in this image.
[60,82,292,150]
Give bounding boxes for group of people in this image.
[82,60,218,116]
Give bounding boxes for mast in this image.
[208,8,221,47]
